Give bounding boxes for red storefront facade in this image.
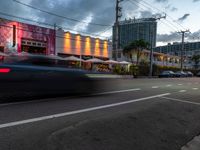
[0,18,55,55]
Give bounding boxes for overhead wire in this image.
[0,11,110,39]
[13,0,112,27]
[126,0,179,33]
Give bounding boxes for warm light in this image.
[95,39,100,56]
[160,56,164,61]
[103,40,108,57]
[64,32,71,54]
[76,35,81,55]
[0,68,11,73]
[85,37,91,55]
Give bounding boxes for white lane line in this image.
[179,90,187,93]
[161,97,200,106]
[178,84,183,86]
[93,88,141,95]
[152,86,159,89]
[0,93,170,129]
[192,88,199,90]
[0,88,141,107]
[166,84,172,87]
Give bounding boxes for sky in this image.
[0,0,200,46]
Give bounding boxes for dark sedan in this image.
[174,71,187,77]
[0,55,96,102]
[158,71,175,78]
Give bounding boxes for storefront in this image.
[0,18,55,55]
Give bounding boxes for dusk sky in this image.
[0,0,200,46]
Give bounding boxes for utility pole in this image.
[177,30,190,71]
[149,14,166,77]
[114,0,123,61]
[54,23,57,55]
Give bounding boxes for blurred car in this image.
[0,55,96,102]
[197,71,200,77]
[174,71,187,77]
[158,71,175,78]
[185,71,193,77]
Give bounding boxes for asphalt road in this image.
[0,78,200,150]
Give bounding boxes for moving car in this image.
[158,71,175,78]
[0,54,96,102]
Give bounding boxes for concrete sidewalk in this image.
[86,74,133,79]
[181,135,200,150]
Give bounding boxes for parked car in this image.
[158,71,175,78]
[185,71,193,77]
[174,71,187,77]
[197,71,200,77]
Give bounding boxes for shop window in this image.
[0,46,4,52]
[22,41,26,45]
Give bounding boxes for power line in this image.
[127,0,180,32]
[0,11,110,39]
[139,0,188,30]
[13,0,112,27]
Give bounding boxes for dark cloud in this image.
[170,7,178,12]
[157,32,181,43]
[186,30,200,40]
[0,0,140,37]
[154,0,168,3]
[157,30,200,43]
[0,0,32,19]
[165,4,178,12]
[193,0,200,2]
[177,14,190,22]
[140,10,153,18]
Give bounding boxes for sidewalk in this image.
[86,74,158,79]
[181,135,200,150]
[86,74,133,79]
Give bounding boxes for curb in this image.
[181,135,200,150]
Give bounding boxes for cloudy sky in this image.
[0,0,200,46]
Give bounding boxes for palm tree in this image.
[123,39,149,65]
[192,54,200,70]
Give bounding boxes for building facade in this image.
[112,17,157,60]
[56,29,110,60]
[154,42,200,68]
[0,18,55,55]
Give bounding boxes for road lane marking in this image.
[0,93,170,129]
[179,90,186,93]
[166,84,172,87]
[192,88,199,90]
[152,86,159,89]
[0,88,141,107]
[178,84,183,86]
[161,97,200,106]
[93,88,141,95]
